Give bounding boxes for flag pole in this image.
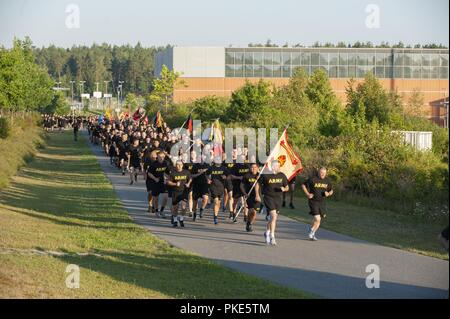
[175,107,196,138]
[234,126,289,219]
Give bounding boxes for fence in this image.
[392,131,433,151]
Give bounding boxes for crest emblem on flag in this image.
[277,155,286,167]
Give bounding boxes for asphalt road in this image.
[89,137,449,299]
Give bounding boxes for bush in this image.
[0,117,11,139]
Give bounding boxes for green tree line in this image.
[33,41,169,96]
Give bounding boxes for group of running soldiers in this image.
[81,115,334,245]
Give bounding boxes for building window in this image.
[339,53,348,66]
[319,52,328,65]
[273,52,281,66]
[263,65,272,77]
[421,66,430,78]
[244,65,253,77]
[329,66,338,78]
[403,66,412,79]
[311,53,320,65]
[253,52,263,65]
[235,52,244,65]
[244,52,253,65]
[329,53,339,65]
[282,52,291,66]
[291,52,301,65]
[282,65,291,77]
[273,65,282,77]
[301,52,311,65]
[421,54,431,67]
[411,66,421,78]
[254,65,263,77]
[263,52,273,66]
[339,66,348,78]
[235,64,244,77]
[375,66,385,78]
[375,53,385,66]
[440,66,449,78]
[225,65,234,77]
[357,53,368,66]
[225,52,234,65]
[394,66,403,78]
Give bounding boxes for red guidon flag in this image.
[262,129,303,181]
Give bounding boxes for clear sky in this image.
[0,0,448,48]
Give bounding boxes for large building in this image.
[154,47,449,126]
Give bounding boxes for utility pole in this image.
[79,81,86,111]
[95,82,100,109]
[118,80,124,111]
[104,80,111,109]
[70,80,75,120]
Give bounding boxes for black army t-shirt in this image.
[168,169,191,192]
[260,173,288,198]
[208,165,228,191]
[303,176,332,202]
[241,172,259,197]
[147,161,168,183]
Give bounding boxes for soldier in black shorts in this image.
[230,156,250,223]
[207,156,228,225]
[144,151,158,212]
[191,158,210,220]
[301,167,333,241]
[224,156,235,218]
[127,139,143,185]
[258,160,289,246]
[166,160,192,227]
[182,152,195,218]
[116,134,130,175]
[240,163,261,232]
[146,152,169,217]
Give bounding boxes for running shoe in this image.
[179,220,185,228]
[129,180,133,185]
[246,222,253,232]
[270,237,277,246]
[213,216,218,225]
[172,221,178,228]
[264,231,271,245]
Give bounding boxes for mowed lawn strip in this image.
[0,131,314,298]
[281,196,448,260]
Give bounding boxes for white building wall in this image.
[154,47,225,78]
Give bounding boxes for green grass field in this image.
[280,196,448,260]
[0,131,313,298]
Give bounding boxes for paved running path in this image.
[88,137,448,299]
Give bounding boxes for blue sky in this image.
[0,0,448,48]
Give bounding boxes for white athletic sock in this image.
[265,230,271,237]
